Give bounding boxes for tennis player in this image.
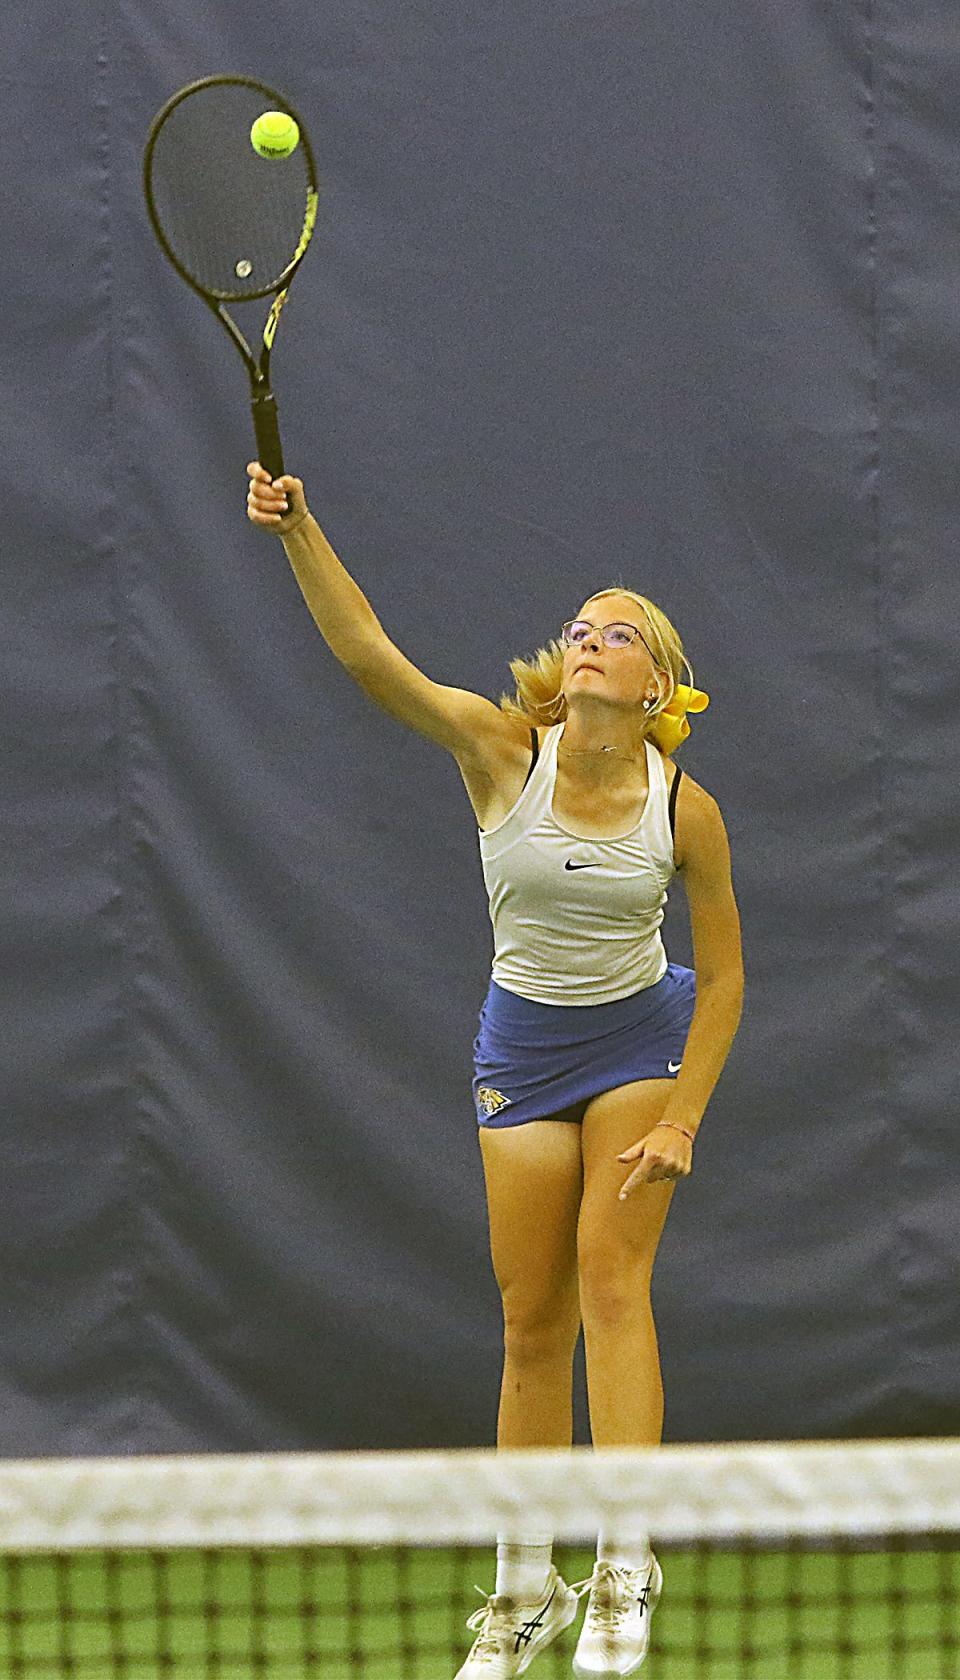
[248,463,744,1678]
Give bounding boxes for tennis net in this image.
[0,1437,956,1677]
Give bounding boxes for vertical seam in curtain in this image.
[862,0,905,1422]
[98,11,151,1451]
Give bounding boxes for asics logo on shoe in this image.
[514,1586,556,1653]
[635,1577,654,1613]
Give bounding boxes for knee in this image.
[501,1288,581,1366]
[578,1247,653,1330]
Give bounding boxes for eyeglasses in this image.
[560,619,656,659]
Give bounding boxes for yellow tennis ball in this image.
[250,111,300,160]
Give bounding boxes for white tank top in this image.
[477,722,676,1006]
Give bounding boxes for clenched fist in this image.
[246,462,309,533]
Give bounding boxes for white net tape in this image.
[0,1439,956,1551]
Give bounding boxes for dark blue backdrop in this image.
[1,0,958,1454]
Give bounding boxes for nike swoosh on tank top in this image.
[477,722,679,1006]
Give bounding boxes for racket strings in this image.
[146,83,314,300]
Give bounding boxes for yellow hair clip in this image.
[648,683,710,756]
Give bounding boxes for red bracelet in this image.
[657,1121,696,1143]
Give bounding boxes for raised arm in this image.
[246,463,522,762]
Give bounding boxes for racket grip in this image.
[251,393,285,482]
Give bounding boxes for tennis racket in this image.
[143,74,319,480]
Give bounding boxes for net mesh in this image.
[146,81,315,299]
[0,1440,955,1678]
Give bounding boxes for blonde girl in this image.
[247,464,744,1679]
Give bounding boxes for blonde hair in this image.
[497,588,695,751]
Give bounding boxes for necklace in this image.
[558,744,643,762]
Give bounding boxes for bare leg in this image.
[577,1080,678,1447]
[479,1120,583,1447]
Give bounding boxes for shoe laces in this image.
[464,1586,534,1662]
[464,1573,557,1662]
[570,1560,653,1632]
[464,1592,506,1662]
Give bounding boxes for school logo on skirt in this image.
[476,1086,513,1118]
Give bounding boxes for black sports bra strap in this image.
[522,726,540,790]
[668,765,683,841]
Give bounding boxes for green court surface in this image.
[0,1541,955,1678]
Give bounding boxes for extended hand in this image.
[617,1124,694,1198]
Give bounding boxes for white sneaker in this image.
[455,1563,581,1678]
[570,1555,663,1678]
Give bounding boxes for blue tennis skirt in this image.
[472,963,697,1128]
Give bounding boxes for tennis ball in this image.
[250,111,300,160]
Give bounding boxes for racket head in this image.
[143,75,319,305]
